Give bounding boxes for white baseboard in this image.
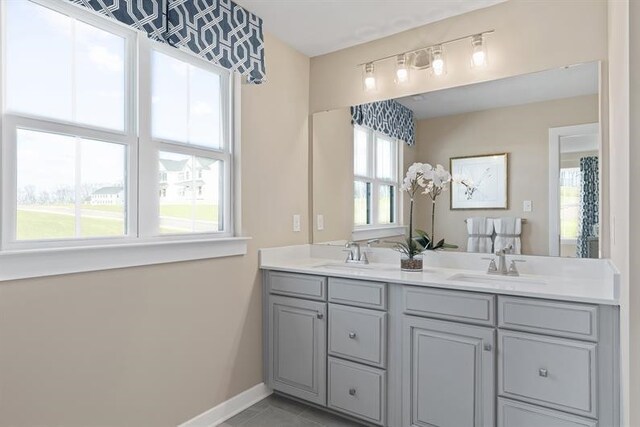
[178,382,272,427]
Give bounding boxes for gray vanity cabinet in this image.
[402,316,495,427]
[268,294,327,406]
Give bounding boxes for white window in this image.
[353,126,400,234]
[560,167,581,242]
[0,0,244,279]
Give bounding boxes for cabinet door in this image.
[269,295,327,406]
[402,316,495,427]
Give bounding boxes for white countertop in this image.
[259,245,620,305]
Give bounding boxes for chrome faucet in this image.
[485,244,525,276]
[493,244,513,275]
[344,241,368,264]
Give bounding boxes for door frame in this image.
[548,123,600,257]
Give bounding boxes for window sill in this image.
[352,225,407,241]
[0,237,250,282]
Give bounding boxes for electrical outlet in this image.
[317,214,324,231]
[523,200,532,212]
[293,214,301,232]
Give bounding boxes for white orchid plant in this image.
[395,163,458,258]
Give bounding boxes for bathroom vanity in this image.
[260,245,620,427]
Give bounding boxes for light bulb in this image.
[431,46,445,76]
[395,54,409,84]
[471,34,487,67]
[363,63,376,91]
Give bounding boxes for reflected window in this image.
[353,127,399,228]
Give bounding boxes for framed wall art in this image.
[450,153,508,210]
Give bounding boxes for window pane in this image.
[152,51,224,148]
[151,51,189,142]
[5,1,126,130]
[376,136,395,180]
[6,0,73,121]
[159,152,223,234]
[560,168,581,239]
[378,185,395,224]
[16,129,126,240]
[75,20,126,130]
[354,127,369,177]
[80,139,126,237]
[152,51,189,142]
[189,66,222,149]
[354,181,371,226]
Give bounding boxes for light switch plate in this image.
[523,200,532,212]
[293,214,301,232]
[317,214,324,231]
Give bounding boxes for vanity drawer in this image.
[498,331,597,418]
[402,286,495,326]
[329,304,387,368]
[328,357,386,425]
[498,398,598,427]
[267,271,327,301]
[498,296,598,341]
[328,277,387,310]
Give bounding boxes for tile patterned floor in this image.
[220,394,365,427]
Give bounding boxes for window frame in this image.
[0,0,246,277]
[352,125,403,239]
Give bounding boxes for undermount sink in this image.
[447,273,548,286]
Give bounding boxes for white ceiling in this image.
[234,0,507,57]
[397,62,599,120]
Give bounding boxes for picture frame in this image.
[450,153,508,210]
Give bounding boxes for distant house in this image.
[159,157,218,203]
[90,186,124,205]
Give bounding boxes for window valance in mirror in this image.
[351,100,415,145]
[69,0,266,83]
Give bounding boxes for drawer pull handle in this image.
[316,313,324,319]
[539,368,548,378]
[483,343,492,352]
[348,332,357,339]
[349,388,357,396]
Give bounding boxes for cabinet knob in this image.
[316,313,324,319]
[539,368,548,378]
[348,388,357,396]
[348,332,357,339]
[483,343,492,352]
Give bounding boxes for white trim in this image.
[548,123,599,256]
[0,237,249,282]
[178,383,272,427]
[352,225,406,241]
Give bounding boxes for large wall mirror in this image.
[311,61,605,258]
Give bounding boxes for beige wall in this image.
[310,0,607,113]
[411,95,598,256]
[312,108,354,242]
[0,33,310,427]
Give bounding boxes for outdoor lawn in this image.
[17,210,124,240]
[560,186,580,238]
[16,204,219,240]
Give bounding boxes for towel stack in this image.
[493,217,522,255]
[466,217,494,253]
[466,217,523,254]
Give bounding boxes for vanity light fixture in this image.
[357,30,493,91]
[363,62,376,91]
[431,45,445,76]
[471,34,487,67]
[395,54,410,84]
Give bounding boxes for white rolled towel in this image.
[493,217,522,254]
[466,217,494,253]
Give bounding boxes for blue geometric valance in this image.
[69,0,266,84]
[351,100,415,146]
